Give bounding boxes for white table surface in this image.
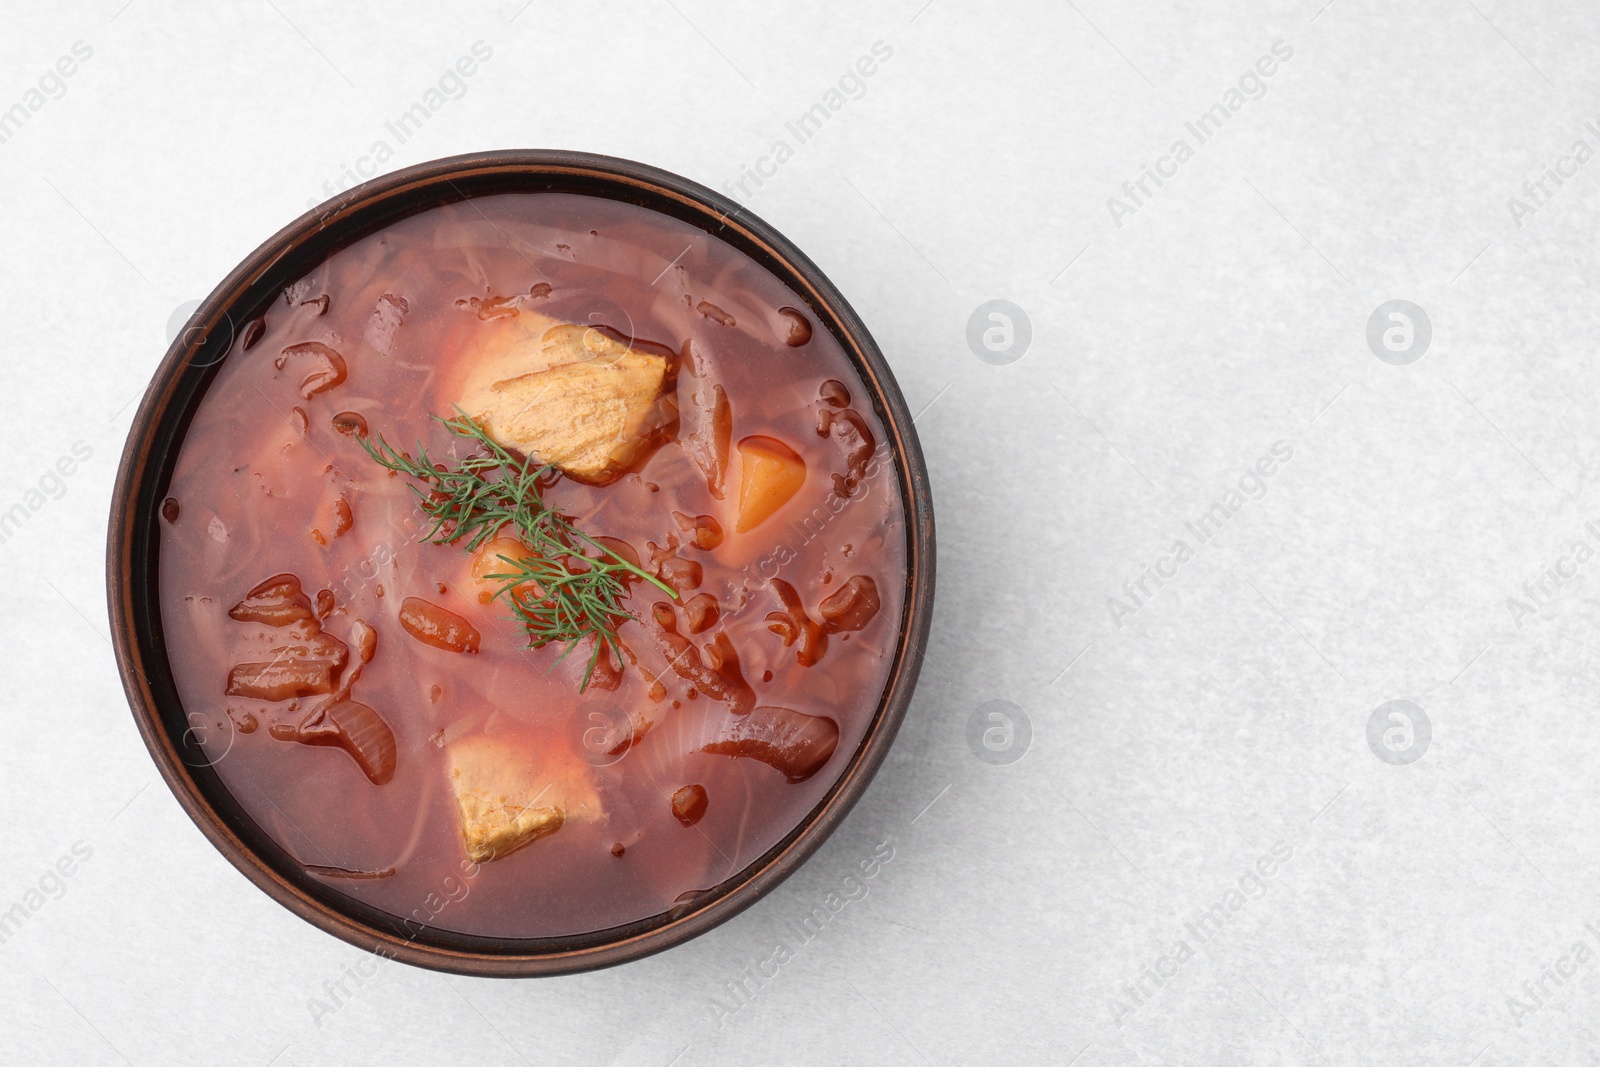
[5,1,1600,1063]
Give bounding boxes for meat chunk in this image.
[456,313,672,484]
[446,732,603,863]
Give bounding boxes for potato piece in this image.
[467,536,539,605]
[735,436,807,532]
[456,314,670,483]
[446,732,603,863]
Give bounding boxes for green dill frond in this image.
[358,411,675,689]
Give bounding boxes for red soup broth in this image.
[158,193,906,938]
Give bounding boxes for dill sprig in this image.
[358,411,674,688]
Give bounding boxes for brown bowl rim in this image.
[106,149,935,977]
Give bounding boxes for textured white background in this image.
[4,0,1600,1063]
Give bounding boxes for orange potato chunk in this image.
[735,436,806,533]
[467,536,539,605]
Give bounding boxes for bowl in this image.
[107,150,935,976]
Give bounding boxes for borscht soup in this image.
[157,192,907,939]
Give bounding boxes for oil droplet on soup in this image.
[157,193,907,939]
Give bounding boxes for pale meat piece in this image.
[446,731,604,863]
[455,312,670,484]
